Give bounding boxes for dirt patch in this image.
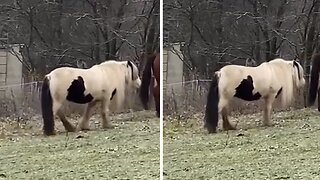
[164,108,320,179]
[0,111,159,179]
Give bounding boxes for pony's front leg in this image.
[263,95,276,126]
[101,100,113,129]
[79,101,97,130]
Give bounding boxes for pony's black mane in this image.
[293,61,301,80]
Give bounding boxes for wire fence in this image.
[0,81,146,120]
[0,82,41,118]
[0,79,307,121]
[163,79,306,119]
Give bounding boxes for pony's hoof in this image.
[223,126,236,131]
[80,128,90,132]
[78,123,90,131]
[78,125,90,131]
[223,121,236,130]
[66,126,77,132]
[43,131,56,136]
[208,130,217,134]
[102,124,114,129]
[262,121,272,127]
[205,125,217,134]
[263,123,272,127]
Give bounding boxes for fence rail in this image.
[0,81,145,119]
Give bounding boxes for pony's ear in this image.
[293,56,301,62]
[127,60,132,67]
[127,60,134,80]
[293,58,302,66]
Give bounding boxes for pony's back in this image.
[217,65,267,98]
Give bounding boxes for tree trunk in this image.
[304,0,320,107]
[92,1,101,63]
[145,0,159,54]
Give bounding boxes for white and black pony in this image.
[205,58,305,133]
[41,60,141,136]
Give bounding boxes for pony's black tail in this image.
[41,76,55,136]
[139,58,154,110]
[204,74,219,133]
[308,54,320,108]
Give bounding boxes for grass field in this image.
[164,108,320,180]
[0,111,159,179]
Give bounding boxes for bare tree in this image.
[165,0,320,80]
[0,0,159,78]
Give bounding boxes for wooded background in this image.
[0,0,159,79]
[164,0,320,79]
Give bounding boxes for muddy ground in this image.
[164,108,320,180]
[0,111,159,179]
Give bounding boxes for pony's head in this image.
[126,60,141,90]
[292,60,305,88]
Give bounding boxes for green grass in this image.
[164,108,320,180]
[0,111,159,179]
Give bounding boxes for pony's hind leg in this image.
[57,110,76,132]
[101,100,113,129]
[221,107,235,130]
[50,99,76,133]
[79,101,97,130]
[263,95,276,126]
[219,96,235,131]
